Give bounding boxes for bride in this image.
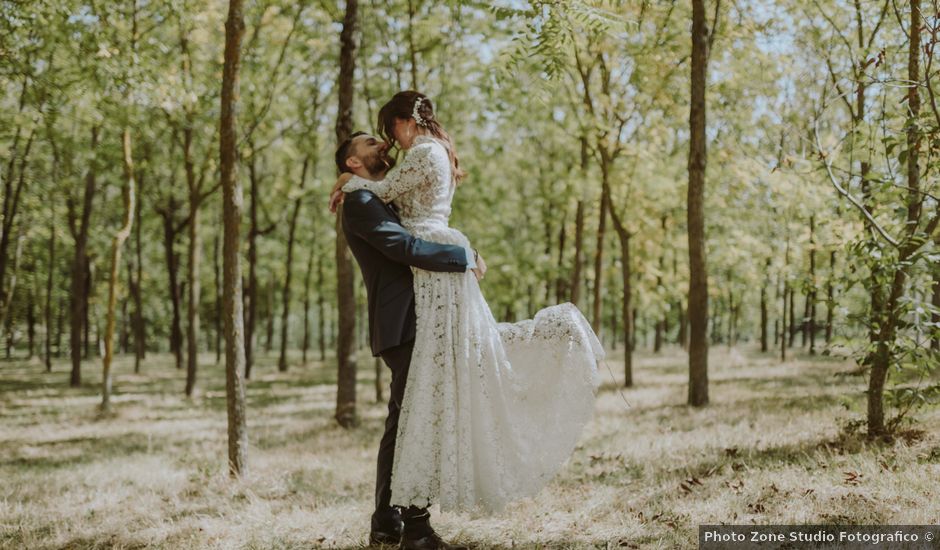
[330,91,603,513]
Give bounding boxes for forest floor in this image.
[1,345,938,549]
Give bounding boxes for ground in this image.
[1,345,938,549]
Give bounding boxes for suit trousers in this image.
[374,338,432,536]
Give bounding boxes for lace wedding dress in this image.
[343,135,603,513]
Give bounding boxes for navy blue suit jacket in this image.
[340,189,468,356]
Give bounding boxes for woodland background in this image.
[1,0,939,548]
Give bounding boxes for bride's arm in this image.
[342,143,436,203]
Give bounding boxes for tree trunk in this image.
[687,0,710,407]
[318,254,326,361]
[787,282,796,348]
[570,200,584,306]
[781,236,790,362]
[214,231,222,364]
[619,230,633,386]
[808,215,817,355]
[160,200,184,370]
[760,259,769,352]
[607,181,633,387]
[302,246,313,363]
[184,128,202,397]
[264,282,275,353]
[592,185,608,333]
[0,129,35,326]
[826,250,835,345]
[334,0,360,429]
[654,216,667,353]
[133,167,146,371]
[101,129,136,413]
[244,153,259,378]
[220,0,249,476]
[932,245,939,351]
[69,126,99,387]
[869,1,923,437]
[45,221,55,371]
[26,287,35,359]
[278,157,309,371]
[556,211,567,303]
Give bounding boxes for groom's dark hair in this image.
[335,131,368,174]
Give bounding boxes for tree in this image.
[687,0,716,407]
[334,0,359,429]
[220,0,249,476]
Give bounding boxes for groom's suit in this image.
[340,188,470,535]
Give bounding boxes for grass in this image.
[0,345,938,549]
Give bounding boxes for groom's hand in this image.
[471,250,487,281]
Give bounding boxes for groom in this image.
[334,132,481,550]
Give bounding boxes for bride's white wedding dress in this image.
[343,135,603,513]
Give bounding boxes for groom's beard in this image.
[364,152,395,178]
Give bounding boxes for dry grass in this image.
[1,345,938,549]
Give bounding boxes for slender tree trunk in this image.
[83,263,91,359]
[185,129,202,397]
[160,201,184,370]
[132,168,145,372]
[317,254,326,361]
[760,259,769,352]
[334,0,360,428]
[607,181,633,387]
[0,129,35,326]
[781,237,790,362]
[214,231,222,364]
[570,200,584,306]
[56,302,63,358]
[220,0,249,476]
[932,243,939,351]
[868,2,923,436]
[101,129,136,413]
[808,215,817,355]
[302,247,313,363]
[26,287,35,359]
[264,282,275,353]
[244,153,259,378]
[619,231,633,386]
[45,221,55,371]
[69,126,99,387]
[654,216,666,353]
[592,184,608,333]
[278,157,309,371]
[787,282,796,348]
[556,211,567,303]
[687,0,710,406]
[826,250,835,345]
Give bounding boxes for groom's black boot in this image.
[399,507,468,550]
[370,506,403,545]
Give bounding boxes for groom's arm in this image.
[342,190,471,273]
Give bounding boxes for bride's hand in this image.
[472,250,487,281]
[329,173,354,213]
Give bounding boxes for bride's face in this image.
[392,117,417,149]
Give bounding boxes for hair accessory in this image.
[412,97,427,127]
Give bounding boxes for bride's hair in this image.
[377,91,465,184]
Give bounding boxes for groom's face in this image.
[349,134,394,177]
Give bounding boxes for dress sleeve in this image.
[341,143,436,203]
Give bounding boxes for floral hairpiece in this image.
[412,97,427,127]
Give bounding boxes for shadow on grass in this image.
[0,431,161,470]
